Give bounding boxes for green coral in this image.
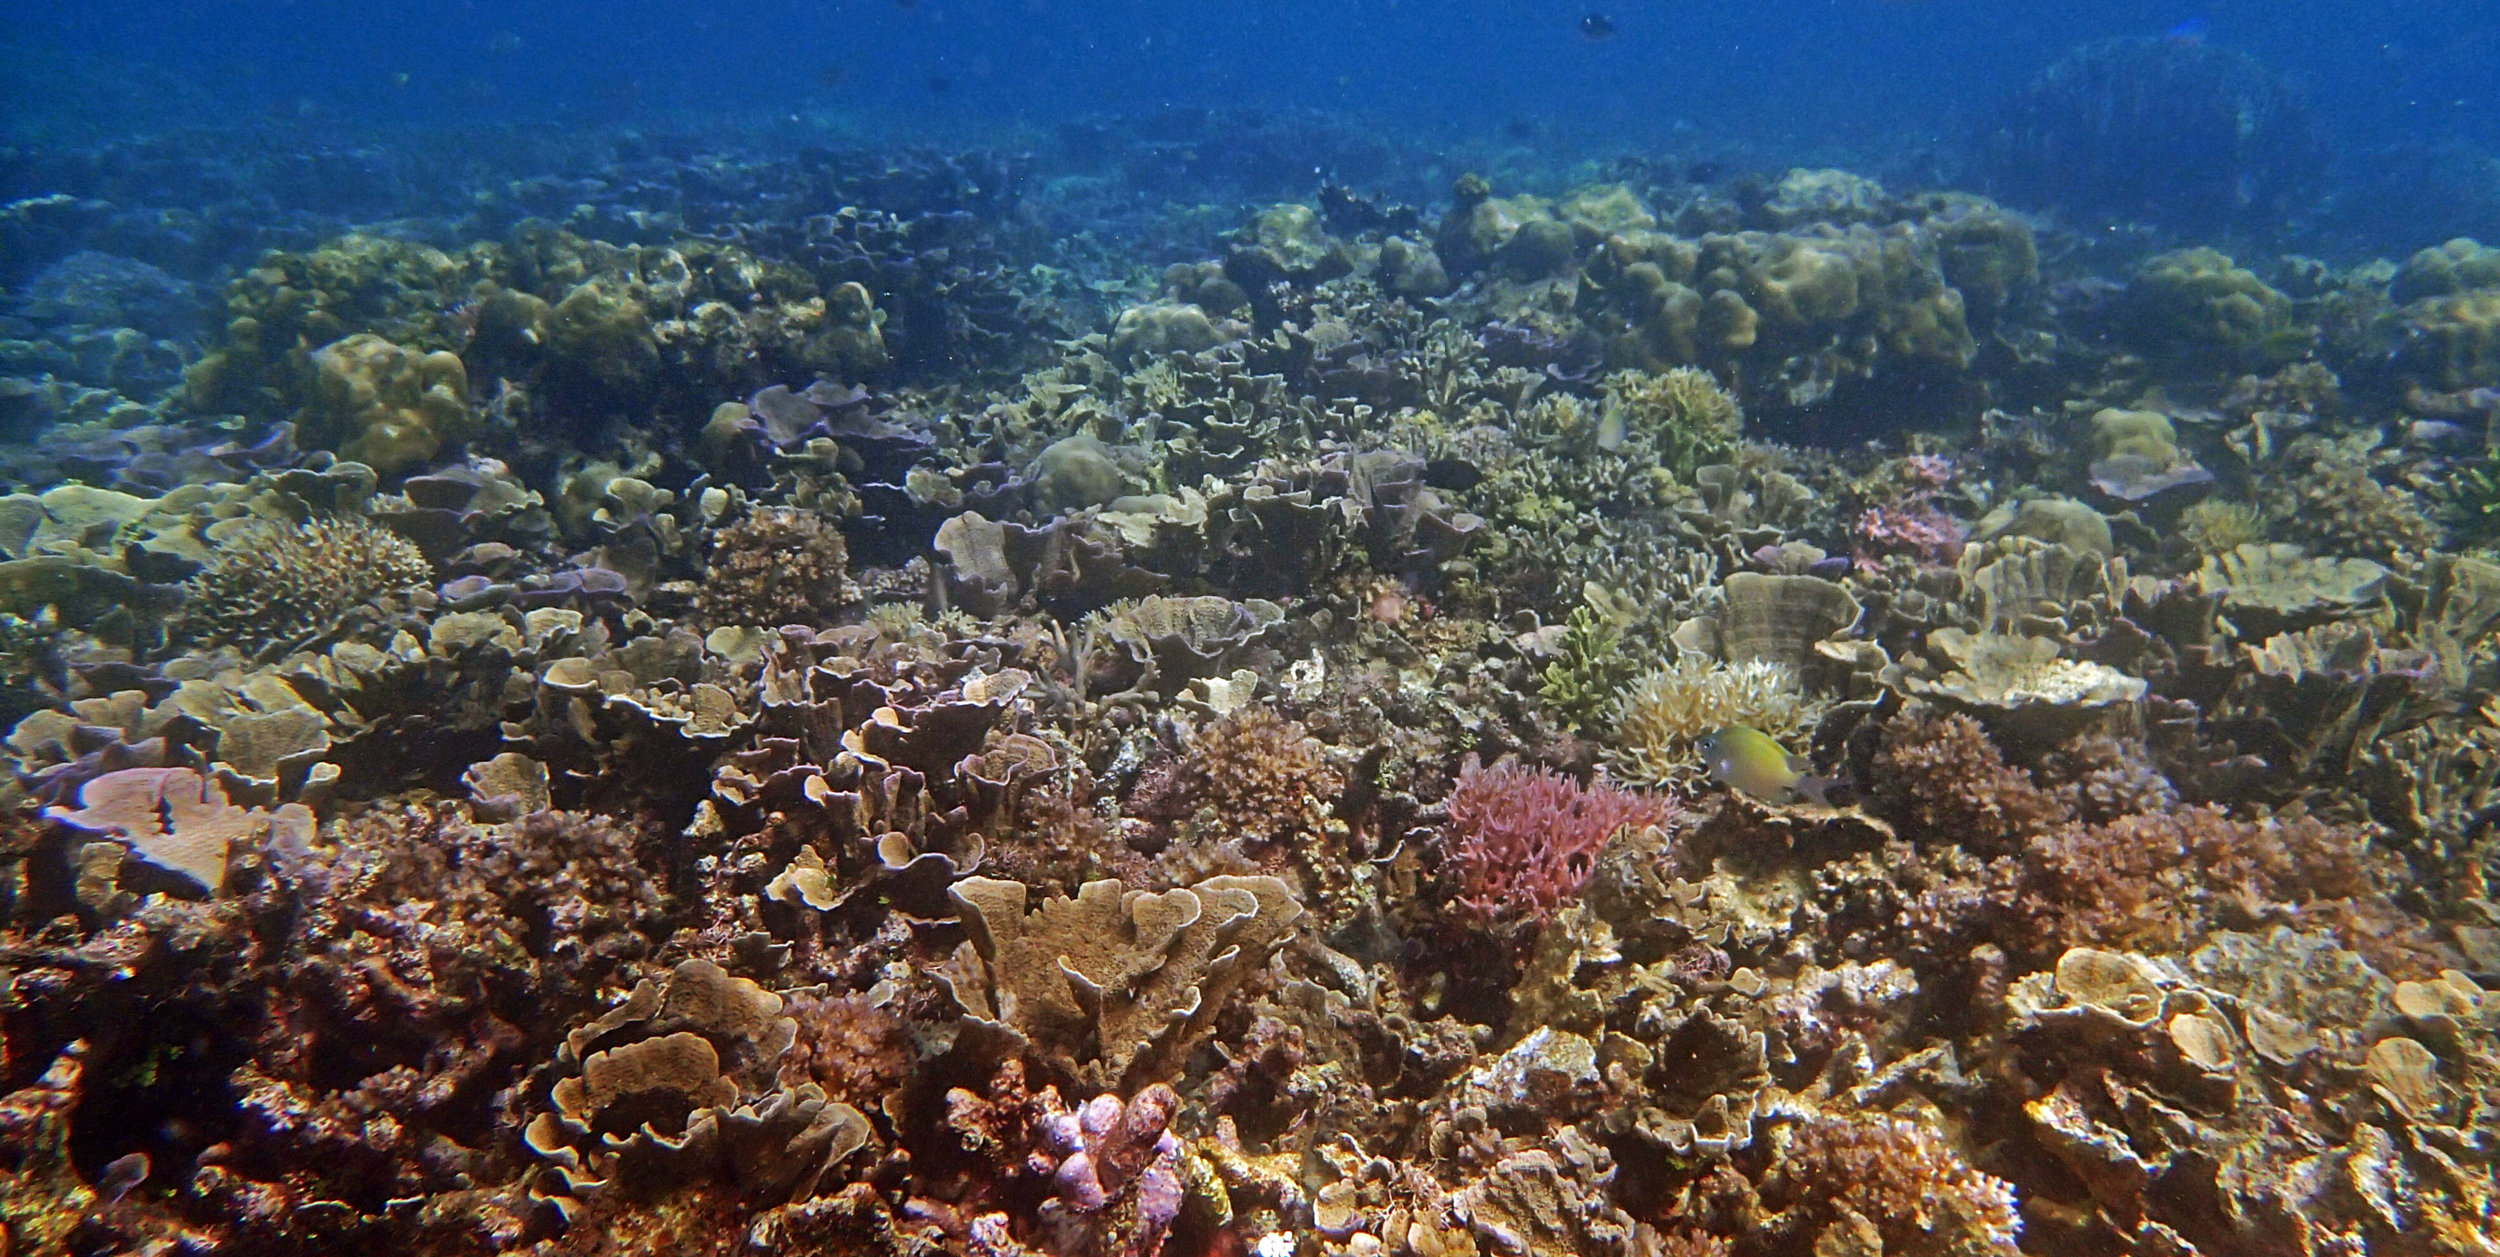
[1539,604,1643,732]
[1598,367,1744,480]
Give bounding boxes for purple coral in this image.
[1853,502,1967,569]
[1036,1084,1184,1256]
[1441,757,1674,924]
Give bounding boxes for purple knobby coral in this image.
[1037,1083,1184,1253]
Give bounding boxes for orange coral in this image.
[1766,1115,2021,1256]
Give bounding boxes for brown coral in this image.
[1762,1114,2021,1257]
[182,514,433,654]
[1872,709,2071,856]
[2020,806,2405,963]
[1127,705,1343,851]
[696,505,854,629]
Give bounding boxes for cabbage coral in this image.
[1608,657,1816,788]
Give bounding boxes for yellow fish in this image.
[1697,726,1837,807]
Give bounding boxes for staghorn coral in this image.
[1538,604,1644,734]
[1608,657,1815,788]
[182,513,434,654]
[1441,757,1674,925]
[696,505,855,629]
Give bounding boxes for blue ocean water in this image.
[8,1,2497,182]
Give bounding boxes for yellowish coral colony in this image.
[5,151,2500,1257]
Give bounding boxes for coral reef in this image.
[7,103,2500,1257]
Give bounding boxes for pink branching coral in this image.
[1854,502,1967,569]
[1440,757,1674,923]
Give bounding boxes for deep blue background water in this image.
[7,0,2495,151]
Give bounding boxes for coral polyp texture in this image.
[4,97,2500,1257]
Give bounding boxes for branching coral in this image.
[182,514,433,654]
[1128,705,1342,851]
[1441,757,1674,924]
[1537,605,1643,733]
[695,505,854,629]
[1607,657,1814,787]
[1597,367,1743,479]
[1762,1114,2021,1257]
[2264,437,2442,563]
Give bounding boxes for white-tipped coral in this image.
[1607,657,1817,787]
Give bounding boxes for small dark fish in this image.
[1580,13,1618,40]
[1688,160,1724,183]
[98,1151,150,1204]
[926,74,953,94]
[815,65,847,90]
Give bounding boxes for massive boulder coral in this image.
[2124,247,2314,367]
[302,332,473,473]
